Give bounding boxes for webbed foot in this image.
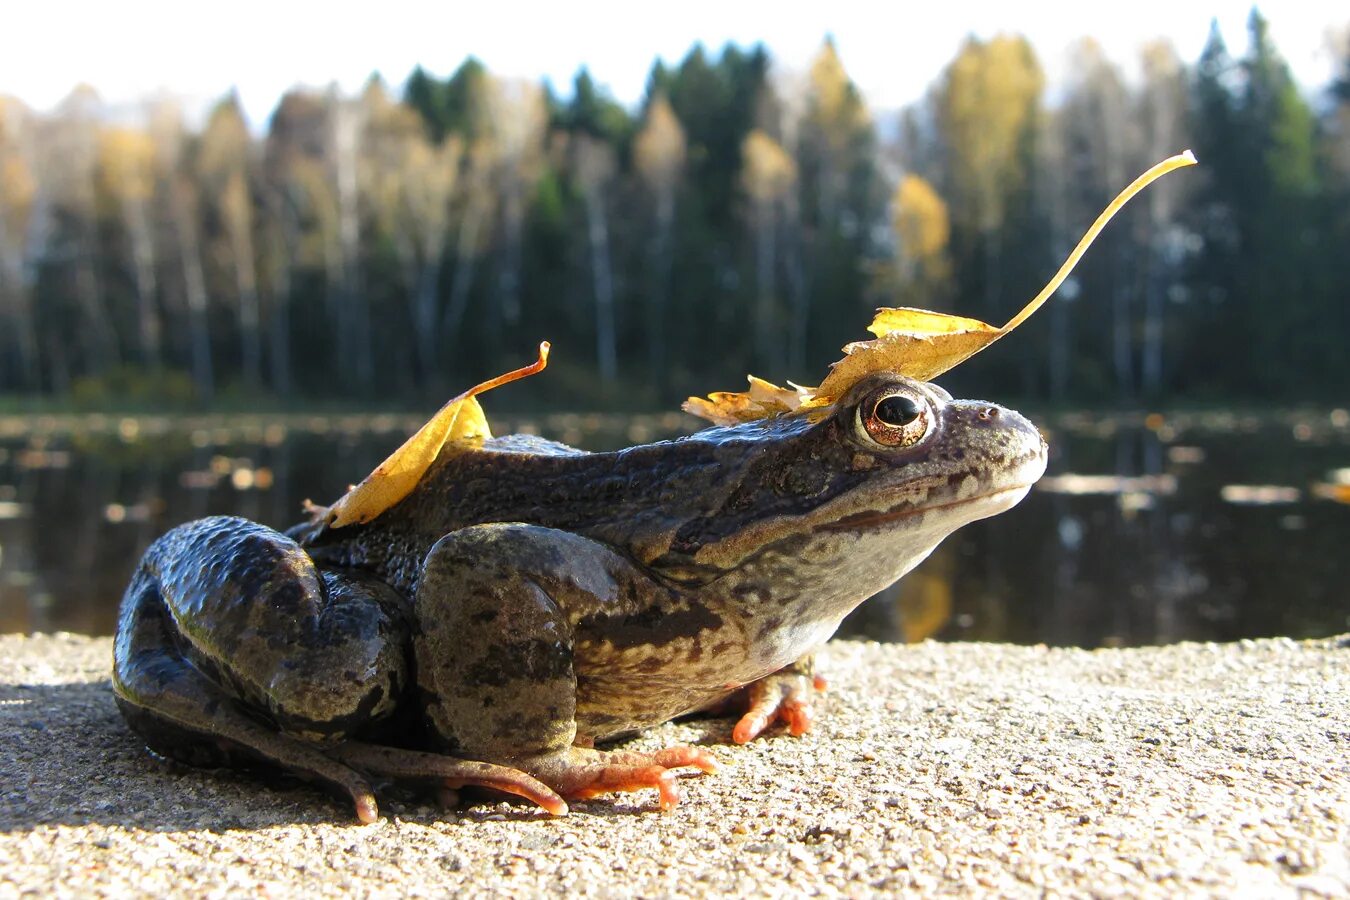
[517,745,719,812]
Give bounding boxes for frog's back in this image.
[479,434,588,458]
[300,427,729,590]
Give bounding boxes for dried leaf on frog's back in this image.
[745,375,812,416]
[321,343,550,528]
[682,392,759,426]
[682,375,809,425]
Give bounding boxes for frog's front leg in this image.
[729,655,828,744]
[415,524,717,811]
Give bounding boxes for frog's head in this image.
[648,371,1047,606]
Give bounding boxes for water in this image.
[0,408,1346,647]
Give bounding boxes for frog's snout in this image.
[947,400,1048,488]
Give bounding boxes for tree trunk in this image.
[121,196,162,373]
[753,206,778,372]
[333,103,371,393]
[982,224,1000,316]
[497,182,524,332]
[413,260,442,382]
[73,214,120,375]
[647,195,675,390]
[267,197,297,399]
[171,178,214,402]
[1140,249,1164,397]
[269,260,293,399]
[0,216,40,390]
[228,204,263,391]
[785,197,809,373]
[584,191,617,385]
[1049,296,1070,402]
[412,216,450,386]
[1111,250,1134,400]
[321,226,347,386]
[443,194,487,340]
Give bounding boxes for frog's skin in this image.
[113,372,1046,821]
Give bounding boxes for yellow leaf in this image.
[319,343,550,528]
[815,314,1000,396]
[681,375,813,425]
[685,151,1197,423]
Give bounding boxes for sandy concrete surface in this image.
[1,633,1346,898]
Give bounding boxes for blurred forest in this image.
[0,10,1347,410]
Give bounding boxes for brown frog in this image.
[112,371,1046,820]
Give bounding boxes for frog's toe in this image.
[524,745,718,812]
[327,742,569,816]
[353,792,380,825]
[732,671,827,744]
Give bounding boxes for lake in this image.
[0,407,1346,647]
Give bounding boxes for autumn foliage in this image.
[0,14,1346,407]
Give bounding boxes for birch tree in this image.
[800,39,871,227]
[1135,41,1191,396]
[259,184,295,397]
[98,127,162,373]
[149,100,214,400]
[0,97,42,389]
[634,94,685,385]
[933,36,1044,315]
[1035,109,1075,401]
[741,129,796,373]
[52,86,119,376]
[487,79,546,332]
[442,139,496,340]
[1061,39,1135,396]
[329,89,371,390]
[263,90,328,395]
[199,96,263,389]
[363,84,462,382]
[793,39,878,364]
[574,134,618,384]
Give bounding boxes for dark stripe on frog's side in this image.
[575,601,724,651]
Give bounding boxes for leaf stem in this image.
[999,151,1197,334]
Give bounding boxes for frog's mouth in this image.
[817,482,1036,533]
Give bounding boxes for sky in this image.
[2,1,1343,127]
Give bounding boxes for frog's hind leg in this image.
[114,516,562,821]
[113,561,386,822]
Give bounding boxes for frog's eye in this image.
[857,391,930,448]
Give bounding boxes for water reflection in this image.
[0,409,1347,646]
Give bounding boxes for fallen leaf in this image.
[317,342,550,528]
[686,151,1198,422]
[682,376,812,426]
[815,311,1001,396]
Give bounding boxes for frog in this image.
[112,370,1046,821]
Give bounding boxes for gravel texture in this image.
[1,633,1347,898]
